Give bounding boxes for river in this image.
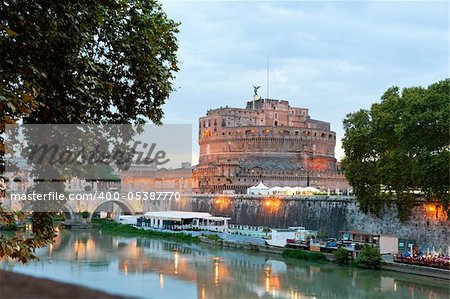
[1,230,449,299]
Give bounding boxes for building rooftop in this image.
[143,211,230,221]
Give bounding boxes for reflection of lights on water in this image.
[201,286,206,299]
[48,243,53,257]
[290,289,300,299]
[263,266,281,295]
[265,267,270,291]
[123,262,128,275]
[174,251,179,274]
[394,282,397,292]
[265,276,270,291]
[159,272,164,289]
[214,259,220,285]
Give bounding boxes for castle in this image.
[193,96,349,194]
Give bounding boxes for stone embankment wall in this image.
[170,195,449,252]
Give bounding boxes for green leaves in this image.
[355,244,382,269]
[0,0,179,262]
[0,0,179,126]
[342,79,450,220]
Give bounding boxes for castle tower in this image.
[194,98,348,194]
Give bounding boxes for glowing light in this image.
[214,259,220,285]
[214,197,230,209]
[174,251,179,274]
[265,276,270,291]
[159,272,164,289]
[201,286,206,299]
[263,197,281,212]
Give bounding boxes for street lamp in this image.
[307,171,310,187]
[300,167,310,187]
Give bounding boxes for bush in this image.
[335,247,351,265]
[93,219,198,242]
[205,234,222,241]
[355,244,382,269]
[81,211,90,219]
[282,249,328,261]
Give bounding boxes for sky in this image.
[159,1,449,164]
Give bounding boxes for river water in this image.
[1,230,449,299]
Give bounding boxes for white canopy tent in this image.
[268,186,321,195]
[247,182,270,195]
[302,186,321,194]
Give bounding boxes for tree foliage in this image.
[0,0,179,262]
[354,245,382,270]
[335,247,351,265]
[342,79,450,220]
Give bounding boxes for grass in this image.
[204,234,223,241]
[282,248,328,262]
[91,219,199,243]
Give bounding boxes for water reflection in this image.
[2,230,449,299]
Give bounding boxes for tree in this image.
[0,0,179,262]
[335,247,351,265]
[342,79,449,221]
[354,245,382,269]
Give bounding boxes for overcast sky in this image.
[159,1,448,165]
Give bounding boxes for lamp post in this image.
[300,167,310,187]
[307,171,310,187]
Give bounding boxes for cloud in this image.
[161,1,448,162]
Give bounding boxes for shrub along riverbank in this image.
[92,219,199,242]
[282,248,328,262]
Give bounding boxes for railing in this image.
[394,255,450,270]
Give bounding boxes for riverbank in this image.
[92,220,449,281]
[92,219,199,242]
[198,235,336,259]
[380,261,450,280]
[0,270,130,299]
[198,235,449,280]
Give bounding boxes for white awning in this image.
[144,211,213,221]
